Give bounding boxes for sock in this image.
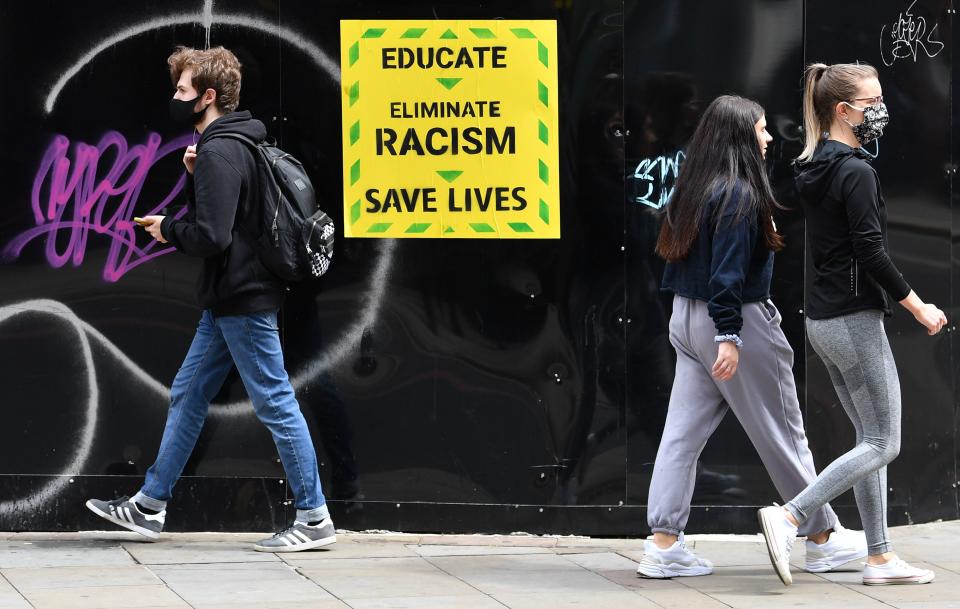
[131,490,167,514]
[135,503,161,515]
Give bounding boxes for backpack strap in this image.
[203,132,269,248]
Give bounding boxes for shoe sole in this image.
[758,508,792,586]
[637,562,712,578]
[805,547,869,573]
[864,573,935,585]
[253,535,336,553]
[85,500,160,541]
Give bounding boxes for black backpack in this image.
[210,133,335,282]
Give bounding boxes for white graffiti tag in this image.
[880,0,944,67]
[632,151,685,209]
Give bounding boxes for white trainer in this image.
[758,505,798,586]
[636,533,713,578]
[863,558,935,585]
[805,524,868,572]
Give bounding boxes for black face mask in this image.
[169,96,208,127]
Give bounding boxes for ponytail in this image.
[799,63,828,162]
[797,62,878,163]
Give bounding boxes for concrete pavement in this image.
[1,521,959,608]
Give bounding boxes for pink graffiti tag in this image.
[3,131,194,282]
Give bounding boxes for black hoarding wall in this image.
[0,0,955,535]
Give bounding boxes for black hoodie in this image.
[161,111,284,316]
[795,140,910,319]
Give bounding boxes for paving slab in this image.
[890,602,960,609]
[559,551,640,572]
[605,573,733,609]
[408,544,554,557]
[342,533,423,544]
[344,594,505,609]
[151,561,338,608]
[927,562,960,574]
[20,584,190,609]
[428,553,627,596]
[196,604,349,609]
[419,534,559,547]
[552,545,615,555]
[632,590,730,609]
[0,574,31,609]
[0,540,134,569]
[494,590,662,609]
[2,564,161,591]
[678,566,890,608]
[11,532,148,542]
[556,537,639,550]
[123,540,280,565]
[297,556,481,599]
[817,561,960,605]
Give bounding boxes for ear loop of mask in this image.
[839,102,879,158]
[841,101,866,125]
[192,97,211,145]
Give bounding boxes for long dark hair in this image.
[655,95,784,262]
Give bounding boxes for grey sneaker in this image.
[254,518,336,553]
[85,496,164,540]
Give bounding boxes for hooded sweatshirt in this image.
[661,182,774,337]
[161,111,284,316]
[794,139,910,319]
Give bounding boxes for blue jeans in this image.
[137,309,327,521]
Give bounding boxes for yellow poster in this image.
[340,20,560,239]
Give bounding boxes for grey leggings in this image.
[786,310,901,555]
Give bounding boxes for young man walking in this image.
[86,46,334,552]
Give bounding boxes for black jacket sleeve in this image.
[707,200,754,337]
[841,163,911,301]
[161,148,241,257]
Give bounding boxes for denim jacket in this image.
[661,185,774,340]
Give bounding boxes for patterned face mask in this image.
[843,101,889,146]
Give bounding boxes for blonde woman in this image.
[758,63,946,586]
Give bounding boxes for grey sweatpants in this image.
[648,296,838,537]
[786,310,901,555]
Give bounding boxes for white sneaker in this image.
[805,524,868,572]
[636,533,713,578]
[758,505,798,586]
[863,557,935,585]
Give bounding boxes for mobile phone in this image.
[133,217,149,226]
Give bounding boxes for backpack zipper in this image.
[270,153,289,247]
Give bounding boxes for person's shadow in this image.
[282,289,363,511]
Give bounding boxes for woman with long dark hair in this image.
[638,95,866,578]
[757,63,944,587]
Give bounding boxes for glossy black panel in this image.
[0,0,956,535]
[805,0,955,525]
[623,0,807,511]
